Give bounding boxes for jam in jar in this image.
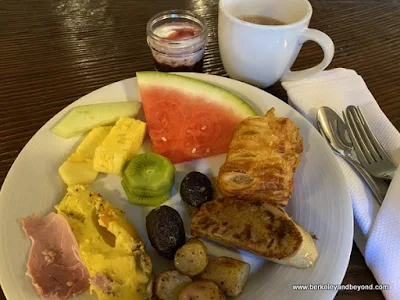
[146,10,208,72]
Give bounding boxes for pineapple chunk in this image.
[59,126,112,185]
[93,117,147,174]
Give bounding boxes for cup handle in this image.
[281,28,334,81]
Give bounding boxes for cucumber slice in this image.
[123,152,175,192]
[122,179,170,206]
[121,177,170,197]
[51,101,142,138]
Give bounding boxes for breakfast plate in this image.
[0,73,353,300]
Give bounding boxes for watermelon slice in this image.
[136,72,258,164]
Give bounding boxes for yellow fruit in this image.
[93,117,146,174]
[55,185,152,300]
[59,126,112,185]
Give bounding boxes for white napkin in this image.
[281,68,400,300]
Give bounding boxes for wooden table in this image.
[1,0,398,299]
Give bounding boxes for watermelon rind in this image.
[136,71,258,117]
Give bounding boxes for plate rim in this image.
[0,72,354,300]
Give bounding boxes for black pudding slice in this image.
[180,171,213,208]
[146,206,186,260]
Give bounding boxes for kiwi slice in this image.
[121,177,170,197]
[123,152,175,193]
[122,179,170,206]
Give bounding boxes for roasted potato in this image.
[178,280,226,300]
[174,238,208,276]
[199,256,250,296]
[154,270,192,300]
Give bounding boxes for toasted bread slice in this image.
[190,197,318,268]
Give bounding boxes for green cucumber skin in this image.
[136,71,258,117]
[121,179,170,206]
[51,101,141,138]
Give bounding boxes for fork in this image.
[343,105,397,180]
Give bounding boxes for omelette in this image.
[55,185,153,300]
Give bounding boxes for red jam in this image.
[166,28,201,40]
[154,58,204,73]
[147,10,208,73]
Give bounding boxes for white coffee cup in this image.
[218,0,335,87]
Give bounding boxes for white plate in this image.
[0,73,353,300]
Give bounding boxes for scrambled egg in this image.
[55,185,152,300]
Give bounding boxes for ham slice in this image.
[90,273,114,294]
[21,212,89,299]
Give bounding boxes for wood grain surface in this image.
[1,0,399,299]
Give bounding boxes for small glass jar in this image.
[146,10,208,72]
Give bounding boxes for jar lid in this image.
[147,10,208,54]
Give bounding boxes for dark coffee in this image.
[239,15,286,25]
